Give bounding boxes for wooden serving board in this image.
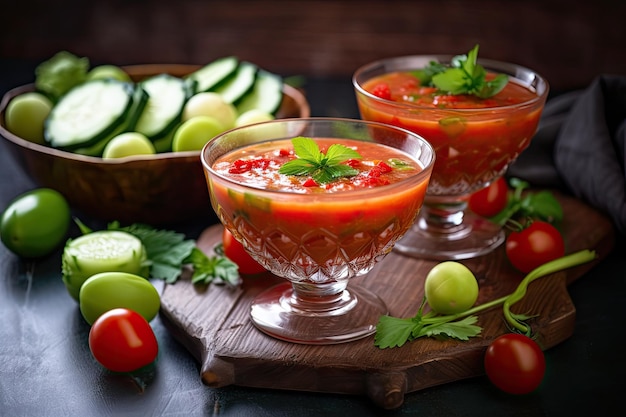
[159,191,615,409]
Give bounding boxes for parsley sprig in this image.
[412,44,508,98]
[278,136,362,184]
[375,249,597,349]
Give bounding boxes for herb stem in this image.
[375,249,597,348]
[423,249,596,331]
[502,249,597,334]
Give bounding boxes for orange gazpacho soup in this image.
[209,137,430,273]
[357,71,544,194]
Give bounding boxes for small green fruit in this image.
[424,261,479,315]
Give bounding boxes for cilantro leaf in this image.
[417,316,482,340]
[279,136,362,184]
[375,312,482,348]
[375,315,421,349]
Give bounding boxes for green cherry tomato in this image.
[1,188,71,258]
[102,132,156,158]
[79,272,160,325]
[89,308,158,373]
[5,91,53,144]
[484,333,546,394]
[235,109,274,127]
[172,116,225,152]
[424,261,479,314]
[86,65,132,83]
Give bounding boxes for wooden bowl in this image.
[0,64,310,226]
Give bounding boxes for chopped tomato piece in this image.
[371,83,392,100]
[302,178,318,187]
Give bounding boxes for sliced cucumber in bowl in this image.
[213,61,258,104]
[39,56,290,157]
[186,55,239,94]
[236,69,283,115]
[45,79,136,151]
[134,74,193,142]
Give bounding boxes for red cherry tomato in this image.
[484,333,546,395]
[89,308,158,373]
[506,220,565,273]
[468,177,509,217]
[222,228,266,275]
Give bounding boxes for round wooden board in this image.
[159,191,615,409]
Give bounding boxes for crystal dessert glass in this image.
[201,118,434,344]
[353,55,548,260]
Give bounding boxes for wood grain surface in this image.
[159,191,615,409]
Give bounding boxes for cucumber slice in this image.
[72,85,150,157]
[134,74,191,140]
[45,79,134,150]
[186,56,239,94]
[236,70,283,115]
[213,61,258,104]
[125,84,150,131]
[61,230,148,301]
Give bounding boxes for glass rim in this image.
[201,117,435,199]
[352,54,550,112]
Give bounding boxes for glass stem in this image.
[285,281,356,315]
[417,201,471,239]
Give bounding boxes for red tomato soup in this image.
[209,138,430,273]
[357,71,545,195]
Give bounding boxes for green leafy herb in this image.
[375,249,597,348]
[375,297,482,349]
[74,218,240,285]
[278,136,362,184]
[186,246,240,286]
[411,62,448,86]
[106,221,239,286]
[491,178,564,227]
[412,45,508,99]
[108,222,194,283]
[388,158,414,170]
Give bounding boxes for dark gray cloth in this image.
[508,75,626,235]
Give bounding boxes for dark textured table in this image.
[1,60,624,417]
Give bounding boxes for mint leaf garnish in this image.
[278,136,362,184]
